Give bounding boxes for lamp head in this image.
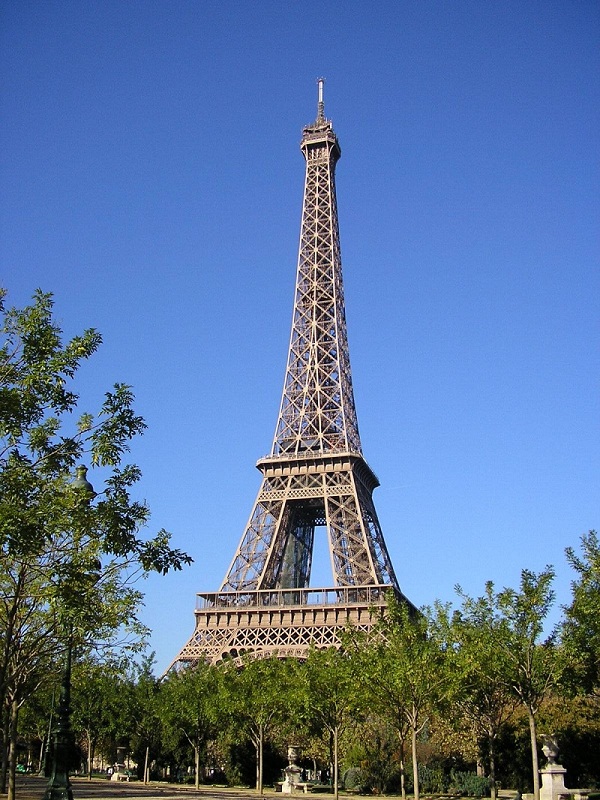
[72,465,96,499]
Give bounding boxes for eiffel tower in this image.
[171,81,411,668]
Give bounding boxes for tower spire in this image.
[317,76,325,122]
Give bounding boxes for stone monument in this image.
[539,735,588,800]
[539,735,566,800]
[282,746,304,794]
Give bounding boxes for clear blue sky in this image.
[1,1,598,674]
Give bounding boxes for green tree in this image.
[362,597,448,800]
[127,655,164,783]
[561,531,600,696]
[221,656,294,794]
[435,589,517,800]
[70,657,129,778]
[299,647,363,800]
[159,661,222,789]
[0,289,192,796]
[12,683,54,774]
[347,622,410,800]
[496,568,558,800]
[344,715,400,794]
[537,692,600,787]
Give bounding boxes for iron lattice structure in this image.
[171,82,409,669]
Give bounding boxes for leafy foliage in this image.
[561,531,600,695]
[0,288,191,792]
[343,716,401,794]
[438,569,558,800]
[355,596,449,800]
[299,647,365,799]
[220,656,296,792]
[434,587,516,799]
[159,661,223,788]
[3,290,598,797]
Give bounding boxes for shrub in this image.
[449,769,492,797]
[343,767,364,792]
[418,764,448,794]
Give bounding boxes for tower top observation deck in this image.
[301,78,341,158]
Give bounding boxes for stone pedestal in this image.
[282,746,304,794]
[540,764,568,800]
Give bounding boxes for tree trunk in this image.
[87,729,92,779]
[1,701,10,793]
[411,715,419,800]
[398,734,406,800]
[7,699,18,800]
[489,734,497,800]
[333,725,339,800]
[527,706,540,800]
[144,745,150,784]
[195,743,200,791]
[0,571,25,718]
[253,734,259,792]
[258,723,264,795]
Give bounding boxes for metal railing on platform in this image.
[196,584,395,610]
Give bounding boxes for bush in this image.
[342,767,364,792]
[449,769,492,797]
[343,719,402,794]
[418,764,448,794]
[408,766,491,797]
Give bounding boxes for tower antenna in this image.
[317,76,325,122]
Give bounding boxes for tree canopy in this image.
[561,531,600,696]
[0,288,192,797]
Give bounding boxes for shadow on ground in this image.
[3,776,289,800]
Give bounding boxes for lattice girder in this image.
[220,451,400,592]
[273,115,360,458]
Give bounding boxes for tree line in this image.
[1,289,598,799]
[10,550,600,800]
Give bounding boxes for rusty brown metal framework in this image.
[171,81,409,668]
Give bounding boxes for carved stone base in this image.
[540,765,568,800]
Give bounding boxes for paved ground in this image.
[3,776,298,800]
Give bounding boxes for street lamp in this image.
[43,466,96,800]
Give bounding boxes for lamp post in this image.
[43,466,96,800]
